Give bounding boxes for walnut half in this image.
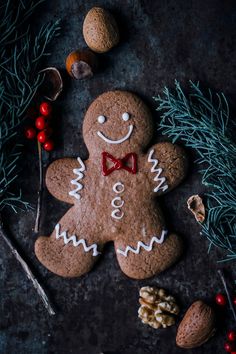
[138,286,179,329]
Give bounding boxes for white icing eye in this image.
[122,112,130,121]
[97,115,106,124]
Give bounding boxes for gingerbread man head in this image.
[35,90,187,279]
[83,91,154,157]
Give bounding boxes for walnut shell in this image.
[176,300,216,349]
[187,194,205,223]
[39,67,63,101]
[83,7,119,53]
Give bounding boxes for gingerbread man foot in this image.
[115,233,183,279]
[35,210,102,277]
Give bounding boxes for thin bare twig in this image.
[218,269,236,324]
[0,215,55,315]
[34,140,43,233]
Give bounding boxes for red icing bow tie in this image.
[102,152,137,176]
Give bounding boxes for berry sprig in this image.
[215,294,236,352]
[24,101,56,233]
[215,270,236,353]
[25,101,54,151]
[224,331,236,352]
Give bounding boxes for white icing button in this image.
[111,209,124,220]
[122,112,130,121]
[111,197,124,208]
[97,115,106,124]
[113,182,125,194]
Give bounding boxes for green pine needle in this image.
[0,0,60,213]
[154,80,236,262]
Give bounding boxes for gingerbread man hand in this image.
[35,91,187,279]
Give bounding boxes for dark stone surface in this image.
[1,0,236,353]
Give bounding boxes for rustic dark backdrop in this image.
[1,0,236,353]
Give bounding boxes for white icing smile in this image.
[97,125,134,144]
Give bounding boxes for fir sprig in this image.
[0,0,60,212]
[154,81,236,262]
[0,0,59,314]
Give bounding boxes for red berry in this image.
[43,139,54,151]
[215,293,227,306]
[228,331,236,342]
[230,352,236,354]
[35,116,47,130]
[37,128,52,143]
[233,297,236,306]
[25,127,36,140]
[39,102,52,116]
[224,342,234,352]
[37,131,47,143]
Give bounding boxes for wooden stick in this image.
[218,269,236,324]
[0,217,55,315]
[34,140,43,233]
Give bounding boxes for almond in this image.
[83,7,119,53]
[176,300,216,349]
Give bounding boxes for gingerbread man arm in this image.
[46,157,87,204]
[145,142,188,195]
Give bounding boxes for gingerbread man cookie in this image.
[35,91,187,279]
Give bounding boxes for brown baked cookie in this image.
[35,90,187,279]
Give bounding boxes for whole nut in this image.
[176,300,216,349]
[66,49,97,80]
[83,7,119,53]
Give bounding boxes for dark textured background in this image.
[1,0,236,353]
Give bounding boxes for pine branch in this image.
[0,0,60,314]
[154,80,236,262]
[0,0,60,211]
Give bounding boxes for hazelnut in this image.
[83,7,119,53]
[65,49,97,80]
[176,300,216,349]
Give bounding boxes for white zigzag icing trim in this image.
[148,149,168,193]
[55,224,100,256]
[69,157,85,200]
[116,230,168,257]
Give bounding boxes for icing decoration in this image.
[148,149,168,192]
[98,115,106,124]
[97,124,133,144]
[111,196,124,208]
[122,112,130,121]
[55,224,100,256]
[102,152,137,176]
[69,157,86,200]
[111,182,125,220]
[112,182,125,193]
[117,230,168,257]
[111,209,124,220]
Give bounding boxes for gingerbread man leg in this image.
[35,207,102,277]
[114,210,183,279]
